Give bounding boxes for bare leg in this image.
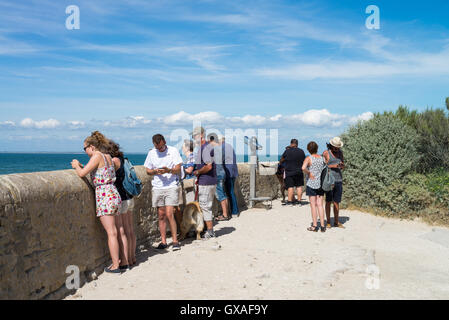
[165,206,178,243]
[288,187,294,202]
[296,186,303,202]
[325,202,332,226]
[316,196,325,227]
[158,207,167,244]
[220,198,229,218]
[122,211,136,265]
[205,220,213,231]
[309,196,318,227]
[174,206,182,233]
[99,215,120,269]
[115,214,129,266]
[333,202,340,226]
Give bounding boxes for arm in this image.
[194,163,212,176]
[146,167,164,175]
[72,153,100,178]
[302,157,314,179]
[323,150,342,169]
[112,157,121,171]
[184,165,194,175]
[161,163,182,175]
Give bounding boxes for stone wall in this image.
[0,163,280,300]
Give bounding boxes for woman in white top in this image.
[302,141,326,233]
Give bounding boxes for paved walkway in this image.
[66,200,449,300]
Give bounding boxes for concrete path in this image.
[66,200,449,300]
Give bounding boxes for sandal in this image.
[307,226,319,232]
[216,215,230,221]
[104,266,121,274]
[334,223,346,229]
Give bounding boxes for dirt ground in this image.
[66,199,449,300]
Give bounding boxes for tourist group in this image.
[70,127,345,274]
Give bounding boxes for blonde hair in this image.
[84,131,110,153]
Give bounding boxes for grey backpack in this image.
[320,161,335,192]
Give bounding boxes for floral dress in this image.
[90,153,122,217]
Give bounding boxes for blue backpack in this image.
[122,158,142,196]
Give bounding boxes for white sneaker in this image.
[202,231,215,240]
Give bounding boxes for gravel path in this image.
[66,200,449,300]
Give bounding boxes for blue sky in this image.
[0,0,448,154]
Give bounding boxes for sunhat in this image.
[330,137,343,148]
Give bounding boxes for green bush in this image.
[426,169,449,209]
[341,114,421,211]
[392,106,449,171]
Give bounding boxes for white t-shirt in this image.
[144,146,183,189]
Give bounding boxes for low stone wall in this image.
[0,163,280,300]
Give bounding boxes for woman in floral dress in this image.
[71,131,122,274]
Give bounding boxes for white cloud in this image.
[162,111,223,125]
[68,121,86,129]
[255,47,449,80]
[349,112,374,124]
[0,120,15,127]
[20,118,60,129]
[288,109,346,127]
[104,116,151,128]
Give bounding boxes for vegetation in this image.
[341,99,449,225]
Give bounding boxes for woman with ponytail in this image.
[109,140,136,269]
[71,131,123,274]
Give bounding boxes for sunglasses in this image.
[83,146,89,151]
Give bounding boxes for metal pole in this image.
[249,137,257,208]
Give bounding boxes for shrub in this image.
[341,114,421,211]
[391,106,449,171]
[426,169,449,209]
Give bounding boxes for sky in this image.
[0,0,448,154]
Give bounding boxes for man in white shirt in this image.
[144,134,183,251]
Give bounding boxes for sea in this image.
[0,153,281,175]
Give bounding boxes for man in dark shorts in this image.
[280,139,306,205]
[323,137,345,229]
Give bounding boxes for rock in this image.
[256,273,270,279]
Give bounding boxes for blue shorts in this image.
[306,186,324,197]
[325,181,343,203]
[215,178,228,202]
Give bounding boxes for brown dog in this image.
[179,201,204,241]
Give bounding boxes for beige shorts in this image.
[152,187,180,208]
[119,199,135,214]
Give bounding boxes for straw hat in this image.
[330,137,344,148]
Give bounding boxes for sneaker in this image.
[155,242,168,250]
[202,230,215,240]
[172,242,181,251]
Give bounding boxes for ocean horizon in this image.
[0,153,281,175]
